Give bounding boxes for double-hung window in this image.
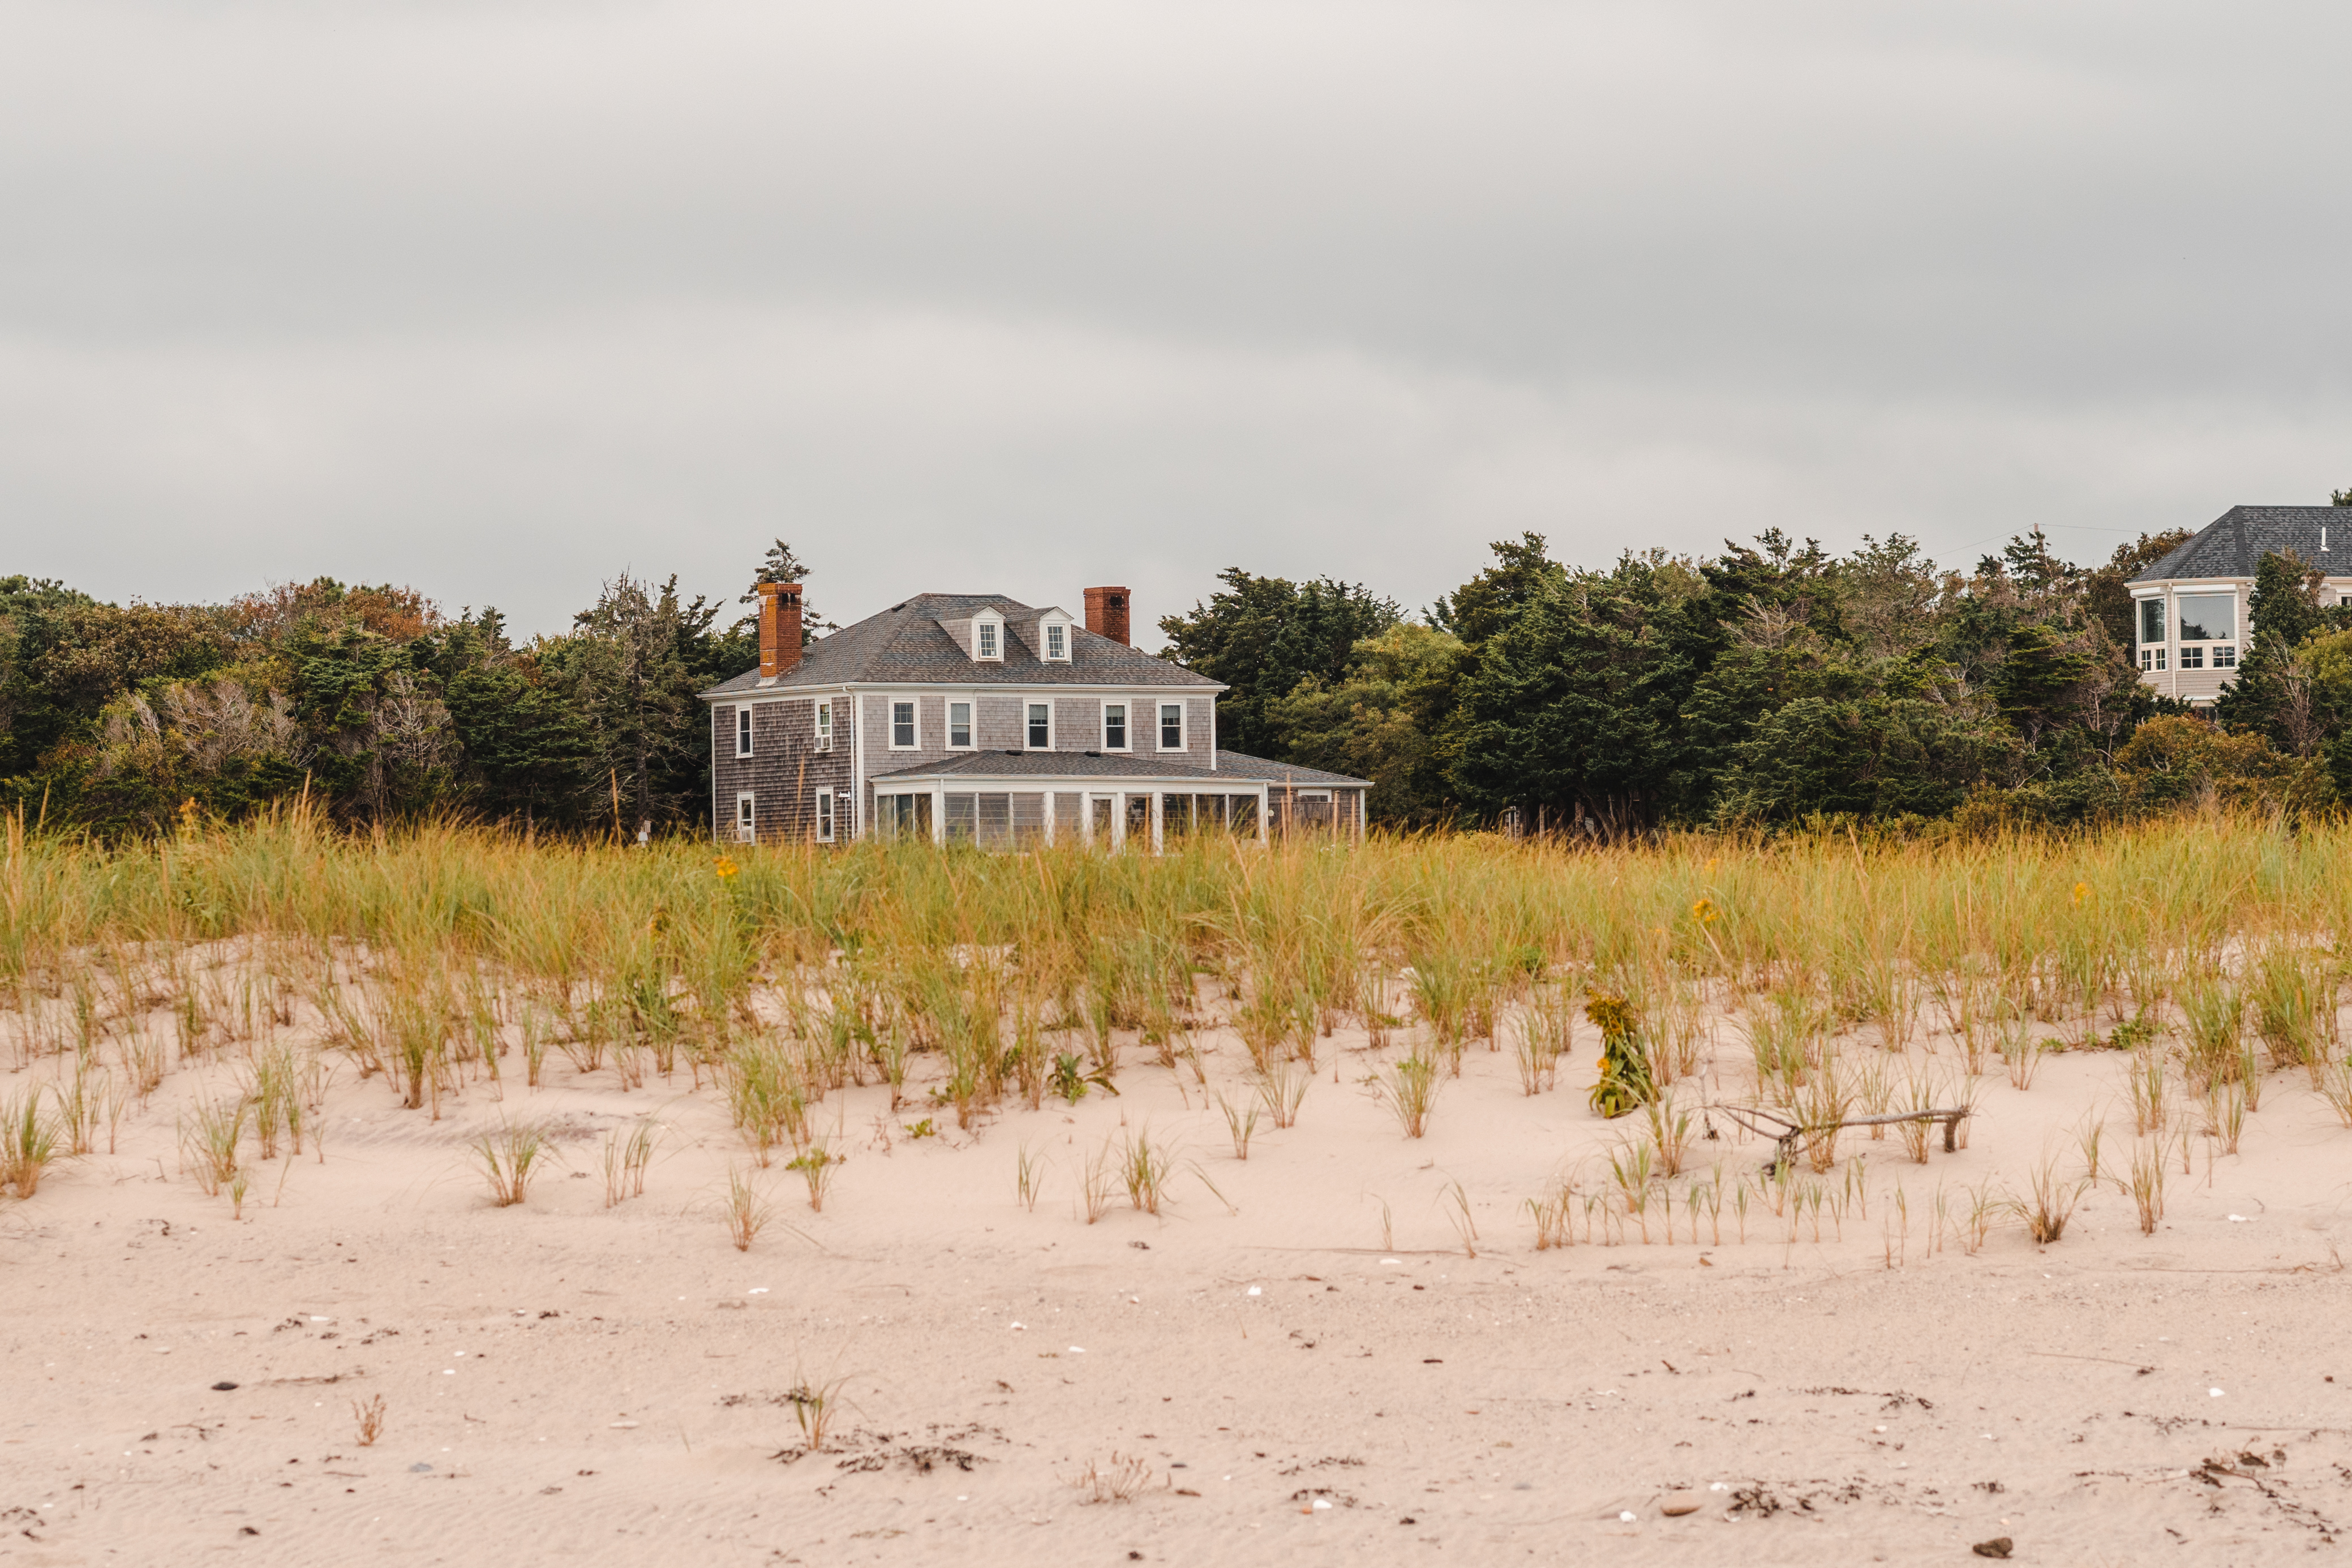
[978,621,999,659]
[1045,622,1067,660]
[735,793,756,844]
[1027,702,1051,749]
[814,791,835,843]
[1102,702,1128,750]
[948,701,974,749]
[735,707,753,758]
[891,700,917,749]
[1158,702,1184,751]
[813,700,832,752]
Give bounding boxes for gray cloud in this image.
[4,0,2349,639]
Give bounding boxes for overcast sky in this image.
[4,1,2349,644]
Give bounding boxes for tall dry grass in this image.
[7,805,2352,1241]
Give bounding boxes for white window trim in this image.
[1041,616,1071,662]
[1024,699,1055,751]
[814,789,835,843]
[735,791,756,844]
[973,612,1005,663]
[945,697,977,751]
[1100,699,1131,752]
[813,698,832,752]
[735,706,753,758]
[1156,699,1187,753]
[889,698,921,751]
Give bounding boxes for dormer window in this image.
[973,612,1003,661]
[1041,617,1070,661]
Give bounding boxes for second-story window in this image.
[1159,702,1184,750]
[1027,703,1051,748]
[2178,593,2234,643]
[735,707,753,758]
[891,701,917,748]
[948,701,973,749]
[814,699,832,751]
[1103,702,1127,750]
[2138,598,2163,646]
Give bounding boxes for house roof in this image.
[1212,750,1371,788]
[700,592,1220,697]
[867,748,1369,788]
[2130,506,2352,584]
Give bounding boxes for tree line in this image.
[1162,510,2352,834]
[0,541,821,836]
[9,518,2351,839]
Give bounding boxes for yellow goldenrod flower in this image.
[1692,897,1718,925]
[2072,880,2091,906]
[714,856,740,880]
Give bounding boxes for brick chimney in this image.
[758,582,804,677]
[1083,586,1130,647]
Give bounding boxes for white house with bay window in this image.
[2129,506,2352,706]
[700,581,1370,848]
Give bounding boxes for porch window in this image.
[891,700,917,749]
[948,701,974,750]
[1027,702,1051,749]
[877,792,932,841]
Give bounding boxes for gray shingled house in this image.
[701,582,1370,848]
[2128,506,2352,706]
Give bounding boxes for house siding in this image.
[711,697,855,845]
[856,687,1220,834]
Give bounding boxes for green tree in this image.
[2217,551,2327,752]
[1446,550,1711,834]
[1263,623,1463,823]
[560,574,724,831]
[1157,569,1401,759]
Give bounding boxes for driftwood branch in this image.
[1713,1103,1972,1172]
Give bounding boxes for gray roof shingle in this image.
[2130,506,2352,583]
[701,592,1219,697]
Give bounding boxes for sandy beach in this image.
[7,970,2351,1568]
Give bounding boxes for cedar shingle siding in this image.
[711,697,854,845]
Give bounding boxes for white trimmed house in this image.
[699,582,1370,848]
[2130,506,2352,707]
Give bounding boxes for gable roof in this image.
[701,592,1220,697]
[2130,506,2352,584]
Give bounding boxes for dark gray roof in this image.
[1213,750,1370,788]
[701,592,1219,697]
[867,748,1368,787]
[2130,506,2352,583]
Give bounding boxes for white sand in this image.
[6,997,2352,1566]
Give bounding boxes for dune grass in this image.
[7,805,2352,1255]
